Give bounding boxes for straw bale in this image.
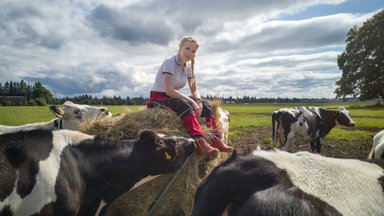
[80,106,230,216]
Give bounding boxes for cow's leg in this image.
[281,136,292,151]
[311,139,322,153]
[271,112,278,147]
[271,122,278,147]
[281,130,295,151]
[273,120,284,148]
[278,126,284,147]
[281,140,291,151]
[310,141,316,153]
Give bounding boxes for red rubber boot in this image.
[195,137,219,157]
[211,136,234,152]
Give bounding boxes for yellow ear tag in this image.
[165,152,172,160]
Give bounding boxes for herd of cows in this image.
[0,101,383,215]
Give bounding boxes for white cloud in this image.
[0,0,382,99]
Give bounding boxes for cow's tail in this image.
[272,111,279,146]
[367,148,374,159]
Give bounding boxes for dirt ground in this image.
[229,126,373,160]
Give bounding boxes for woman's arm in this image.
[188,77,201,100]
[163,73,194,101]
[163,73,201,116]
[187,76,203,116]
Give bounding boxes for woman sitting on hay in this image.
[147,35,233,157]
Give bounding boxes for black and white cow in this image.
[0,129,195,216]
[192,149,384,216]
[368,130,384,159]
[272,106,355,153]
[0,101,112,135]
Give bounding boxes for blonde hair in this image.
[178,36,199,78]
[178,35,199,50]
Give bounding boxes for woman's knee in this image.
[201,100,214,117]
[172,99,194,117]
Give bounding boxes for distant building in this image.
[0,96,25,105]
[224,100,236,104]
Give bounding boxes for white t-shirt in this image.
[151,54,193,92]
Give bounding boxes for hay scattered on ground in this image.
[81,107,229,216]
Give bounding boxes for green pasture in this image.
[0,105,144,126]
[1,102,383,147]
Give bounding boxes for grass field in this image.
[1,102,383,159]
[219,102,383,137]
[220,102,383,159]
[0,105,144,125]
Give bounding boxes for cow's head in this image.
[136,129,196,174]
[192,151,271,216]
[336,107,355,127]
[49,101,112,130]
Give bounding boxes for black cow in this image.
[0,129,195,216]
[272,106,355,153]
[192,149,384,216]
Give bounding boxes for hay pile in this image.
[81,106,229,216]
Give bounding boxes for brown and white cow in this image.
[272,106,355,153]
[0,129,195,216]
[192,149,384,216]
[0,101,112,135]
[368,130,384,159]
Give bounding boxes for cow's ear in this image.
[138,129,158,144]
[230,150,239,160]
[221,150,239,166]
[338,106,345,111]
[63,101,74,106]
[49,106,64,117]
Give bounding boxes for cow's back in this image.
[0,130,55,215]
[296,106,321,132]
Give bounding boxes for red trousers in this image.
[147,91,221,138]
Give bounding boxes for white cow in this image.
[368,130,384,159]
[0,101,112,135]
[217,107,230,144]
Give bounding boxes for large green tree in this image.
[32,82,54,104]
[335,10,384,100]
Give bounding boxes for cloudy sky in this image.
[1,0,383,99]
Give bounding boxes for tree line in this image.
[1,80,338,106]
[0,81,53,106]
[0,81,148,106]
